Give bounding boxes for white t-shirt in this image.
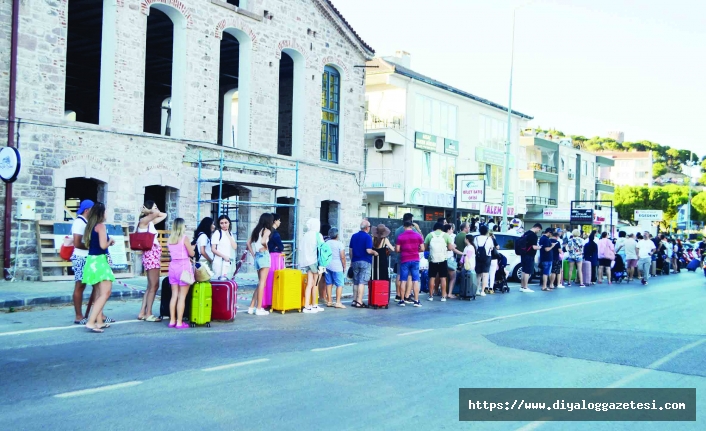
[196,233,214,261]
[299,230,319,268]
[623,238,637,260]
[71,216,88,257]
[615,238,626,255]
[213,230,235,261]
[637,239,655,259]
[473,235,494,257]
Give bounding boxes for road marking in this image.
[311,343,357,352]
[54,381,142,398]
[515,332,706,431]
[398,329,434,337]
[0,319,142,337]
[457,292,646,327]
[201,358,269,372]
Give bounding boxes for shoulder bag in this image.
[129,223,155,251]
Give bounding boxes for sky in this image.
[333,0,706,156]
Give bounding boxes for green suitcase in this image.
[562,260,578,282]
[190,281,212,327]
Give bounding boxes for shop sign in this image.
[634,210,663,222]
[444,139,459,156]
[543,208,571,220]
[475,147,514,168]
[0,147,21,183]
[481,204,515,217]
[414,132,437,152]
[570,208,594,224]
[461,180,485,203]
[409,188,454,208]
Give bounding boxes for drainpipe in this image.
[4,0,20,279]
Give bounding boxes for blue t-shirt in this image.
[550,238,560,261]
[349,231,373,264]
[539,235,554,262]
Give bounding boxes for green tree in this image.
[699,173,706,185]
[652,162,667,178]
[614,185,692,230]
[691,192,706,218]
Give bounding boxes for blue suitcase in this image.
[419,269,429,293]
[686,259,699,272]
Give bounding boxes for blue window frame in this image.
[321,66,340,163]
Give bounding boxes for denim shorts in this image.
[540,261,552,276]
[566,257,583,263]
[351,261,371,285]
[447,257,458,271]
[324,271,344,287]
[399,260,420,282]
[253,251,271,271]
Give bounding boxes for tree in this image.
[614,185,692,230]
[652,162,667,178]
[699,173,706,186]
[691,192,706,218]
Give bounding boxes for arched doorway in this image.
[64,178,106,220]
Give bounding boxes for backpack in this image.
[192,232,209,262]
[475,237,491,264]
[317,233,332,268]
[515,232,529,256]
[429,231,448,263]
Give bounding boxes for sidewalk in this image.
[0,273,365,309]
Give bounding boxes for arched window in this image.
[277,49,305,157]
[321,66,340,163]
[218,28,252,149]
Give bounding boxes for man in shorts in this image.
[350,220,378,308]
[539,227,557,291]
[520,223,542,293]
[623,233,638,281]
[394,213,421,301]
[551,230,564,288]
[424,222,454,301]
[395,221,425,307]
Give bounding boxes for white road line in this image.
[398,329,434,337]
[515,329,706,431]
[54,381,142,398]
[0,319,142,337]
[201,358,269,372]
[456,292,646,327]
[311,343,357,352]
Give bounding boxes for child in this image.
[325,228,347,309]
[211,215,238,280]
[167,218,195,329]
[461,234,480,297]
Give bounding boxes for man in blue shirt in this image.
[539,228,558,291]
[350,220,377,308]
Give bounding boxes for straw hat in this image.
[373,224,391,238]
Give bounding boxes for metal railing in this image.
[363,169,404,189]
[596,178,615,186]
[364,113,404,131]
[528,163,557,174]
[525,196,557,206]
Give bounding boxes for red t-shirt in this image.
[397,230,424,263]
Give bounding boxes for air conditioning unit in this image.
[568,170,575,180]
[373,137,393,153]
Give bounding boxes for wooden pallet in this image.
[36,220,134,282]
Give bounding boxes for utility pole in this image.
[501,8,518,233]
[687,150,693,238]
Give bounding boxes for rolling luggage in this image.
[581,261,592,285]
[458,270,476,300]
[686,259,699,272]
[272,269,302,314]
[368,256,390,308]
[159,276,191,320]
[263,253,285,310]
[302,272,320,308]
[211,279,237,321]
[190,281,212,327]
[419,269,429,293]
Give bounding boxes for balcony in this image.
[529,163,557,174]
[365,113,404,131]
[520,163,558,183]
[363,169,405,203]
[525,196,557,206]
[596,178,615,193]
[520,136,559,152]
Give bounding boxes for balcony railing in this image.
[528,163,557,174]
[525,196,557,206]
[596,179,615,186]
[364,113,404,131]
[363,169,404,189]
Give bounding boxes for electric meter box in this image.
[17,199,36,220]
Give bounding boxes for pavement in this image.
[0,271,705,430]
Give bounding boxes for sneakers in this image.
[303,307,316,314]
[557,285,565,289]
[404,296,414,304]
[480,291,486,297]
[398,300,405,307]
[413,301,422,307]
[476,290,482,296]
[247,307,255,315]
[427,295,434,301]
[519,287,534,293]
[440,297,447,302]
[395,295,401,302]
[255,308,269,316]
[312,306,325,312]
[641,279,647,285]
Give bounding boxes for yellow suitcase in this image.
[301,272,320,308]
[272,269,302,314]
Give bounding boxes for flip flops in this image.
[145,315,162,322]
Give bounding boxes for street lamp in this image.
[686,151,694,237]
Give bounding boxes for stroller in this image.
[493,254,510,293]
[611,254,627,284]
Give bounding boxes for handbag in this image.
[347,266,354,279]
[129,226,155,251]
[180,268,195,285]
[59,236,74,261]
[194,262,212,282]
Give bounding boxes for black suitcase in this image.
[458,270,476,300]
[159,277,192,319]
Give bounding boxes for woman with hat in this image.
[372,224,394,282]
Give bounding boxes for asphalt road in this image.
[1,273,705,431]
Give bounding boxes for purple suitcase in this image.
[263,253,285,310]
[582,261,592,285]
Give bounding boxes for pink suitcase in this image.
[582,261,592,285]
[211,279,237,321]
[263,253,286,310]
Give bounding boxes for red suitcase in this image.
[211,279,238,321]
[368,256,390,309]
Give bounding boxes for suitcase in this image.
[458,270,476,300]
[562,260,578,282]
[272,269,302,314]
[302,272,320,308]
[687,259,700,272]
[419,269,429,293]
[263,253,286,310]
[190,281,212,327]
[368,256,389,308]
[581,261,592,285]
[159,277,192,320]
[661,261,671,275]
[211,279,237,321]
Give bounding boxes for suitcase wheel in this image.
[206,323,211,328]
[190,323,195,328]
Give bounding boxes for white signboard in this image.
[461,180,485,203]
[481,204,515,217]
[634,210,663,222]
[542,208,571,220]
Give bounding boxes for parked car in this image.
[471,232,538,282]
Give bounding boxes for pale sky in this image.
[334,0,706,156]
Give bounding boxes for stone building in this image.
[0,0,374,279]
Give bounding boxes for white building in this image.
[362,53,532,223]
[599,151,653,187]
